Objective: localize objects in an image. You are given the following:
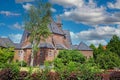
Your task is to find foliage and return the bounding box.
[18,71,28,80]
[90,36,120,69]
[24,0,51,66]
[107,35,120,57]
[78,62,102,80]
[96,51,120,69]
[54,50,102,80]
[54,50,86,79]
[90,44,104,59]
[56,50,86,64]
[0,63,20,80]
[0,48,15,68]
[17,61,27,67]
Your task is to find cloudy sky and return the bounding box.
[0,0,120,46]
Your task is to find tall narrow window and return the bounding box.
[40,50,43,56]
[48,50,53,57]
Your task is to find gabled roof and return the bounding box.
[77,42,92,51]
[63,30,72,45]
[39,43,54,48]
[0,37,14,47]
[14,43,22,49]
[21,30,29,43]
[21,18,65,43]
[72,42,92,51]
[48,19,64,35]
[22,43,54,49]
[71,45,78,50]
[56,44,68,49]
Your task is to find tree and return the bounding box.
[90,44,104,59]
[24,0,51,66]
[96,51,120,69]
[107,35,120,57]
[90,44,97,59]
[55,50,86,65]
[0,48,14,67]
[54,50,86,79]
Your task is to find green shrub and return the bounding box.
[17,61,27,67]
[0,63,20,80]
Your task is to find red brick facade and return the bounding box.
[13,18,93,65]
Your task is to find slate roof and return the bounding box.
[63,30,72,45]
[20,18,72,49]
[77,42,92,50]
[21,18,65,43]
[48,19,64,35]
[14,43,22,49]
[21,30,29,43]
[72,42,92,51]
[56,44,68,49]
[39,43,54,48]
[71,45,78,50]
[22,43,54,49]
[0,37,14,47]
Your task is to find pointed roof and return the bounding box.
[0,37,14,47]
[14,43,22,49]
[63,30,72,45]
[77,42,92,51]
[21,30,29,43]
[71,45,78,50]
[48,18,64,35]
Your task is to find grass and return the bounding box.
[20,67,40,72]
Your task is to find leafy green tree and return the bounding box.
[90,44,104,59]
[90,44,97,59]
[90,44,96,50]
[0,48,14,64]
[24,0,51,66]
[54,50,86,79]
[78,63,102,80]
[96,51,120,69]
[55,50,86,65]
[107,35,120,57]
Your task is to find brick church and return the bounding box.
[0,17,93,65]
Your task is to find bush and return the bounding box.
[110,71,120,80]
[18,71,28,80]
[17,61,27,67]
[66,72,78,80]
[0,63,20,80]
[47,71,60,80]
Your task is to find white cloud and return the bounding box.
[13,22,24,29]
[70,25,120,46]
[0,11,20,16]
[50,0,84,8]
[108,0,120,9]
[50,8,56,12]
[50,0,120,25]
[15,0,34,3]
[86,40,107,47]
[9,34,22,43]
[23,3,32,11]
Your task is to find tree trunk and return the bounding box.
[30,52,34,66]
[30,43,34,66]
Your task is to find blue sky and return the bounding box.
[0,0,120,46]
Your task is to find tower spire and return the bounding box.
[56,15,62,29]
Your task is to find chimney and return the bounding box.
[56,15,62,29]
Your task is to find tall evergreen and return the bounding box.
[107,35,120,57]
